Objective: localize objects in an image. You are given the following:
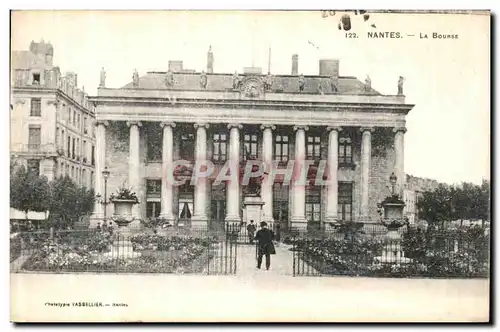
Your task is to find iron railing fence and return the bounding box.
[290,226,490,278]
[10,226,238,275]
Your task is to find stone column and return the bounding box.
[90,120,108,224]
[394,127,407,196]
[260,124,276,224]
[225,123,242,223]
[192,123,209,227]
[326,126,342,224]
[291,125,309,229]
[360,127,374,221]
[127,121,142,219]
[160,122,176,223]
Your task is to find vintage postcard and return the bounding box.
[9,10,490,322]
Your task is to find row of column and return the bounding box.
[92,121,406,227]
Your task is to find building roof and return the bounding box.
[120,72,381,95]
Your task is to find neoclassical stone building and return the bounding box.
[90,48,414,229]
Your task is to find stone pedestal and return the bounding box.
[103,200,141,259]
[374,229,411,264]
[103,217,141,259]
[243,195,265,227]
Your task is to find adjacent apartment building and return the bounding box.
[403,174,440,224]
[90,47,414,229]
[11,40,96,188]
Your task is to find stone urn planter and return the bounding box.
[374,194,411,264]
[103,188,141,259]
[112,199,136,219]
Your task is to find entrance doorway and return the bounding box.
[178,184,194,226]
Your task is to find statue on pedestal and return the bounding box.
[298,74,305,92]
[99,67,106,88]
[317,83,324,95]
[329,76,338,93]
[232,71,241,90]
[132,69,139,88]
[364,75,371,92]
[199,70,208,89]
[165,70,174,89]
[264,73,274,91]
[397,76,405,95]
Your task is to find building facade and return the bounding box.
[90,48,414,229]
[403,174,440,224]
[11,41,96,187]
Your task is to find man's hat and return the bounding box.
[260,221,267,227]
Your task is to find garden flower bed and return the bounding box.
[20,231,218,274]
[10,233,22,263]
[292,226,490,278]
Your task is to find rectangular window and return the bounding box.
[339,136,353,165]
[83,117,88,134]
[82,140,87,162]
[91,146,95,165]
[146,202,161,218]
[147,131,162,162]
[179,132,195,160]
[242,133,258,160]
[27,159,40,176]
[212,132,228,162]
[272,183,289,223]
[146,179,162,198]
[72,138,76,159]
[30,98,41,117]
[28,125,41,150]
[274,134,289,162]
[67,136,71,157]
[32,73,40,84]
[307,135,321,160]
[338,182,353,222]
[305,186,321,223]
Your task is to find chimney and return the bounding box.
[168,60,183,73]
[291,54,299,75]
[207,46,214,74]
[319,59,339,77]
[243,67,262,75]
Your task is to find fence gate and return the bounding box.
[205,229,238,275]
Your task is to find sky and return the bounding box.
[10,10,490,185]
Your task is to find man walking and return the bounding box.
[247,220,256,244]
[254,221,276,270]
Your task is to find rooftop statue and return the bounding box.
[232,71,241,90]
[165,70,174,89]
[397,76,405,95]
[132,69,139,88]
[329,76,338,93]
[99,67,106,88]
[199,71,208,89]
[264,73,274,91]
[298,74,305,92]
[317,83,324,95]
[364,75,371,92]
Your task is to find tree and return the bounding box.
[48,175,95,229]
[417,181,491,229]
[417,183,452,229]
[10,165,51,216]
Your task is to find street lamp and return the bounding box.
[389,172,397,196]
[102,167,110,222]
